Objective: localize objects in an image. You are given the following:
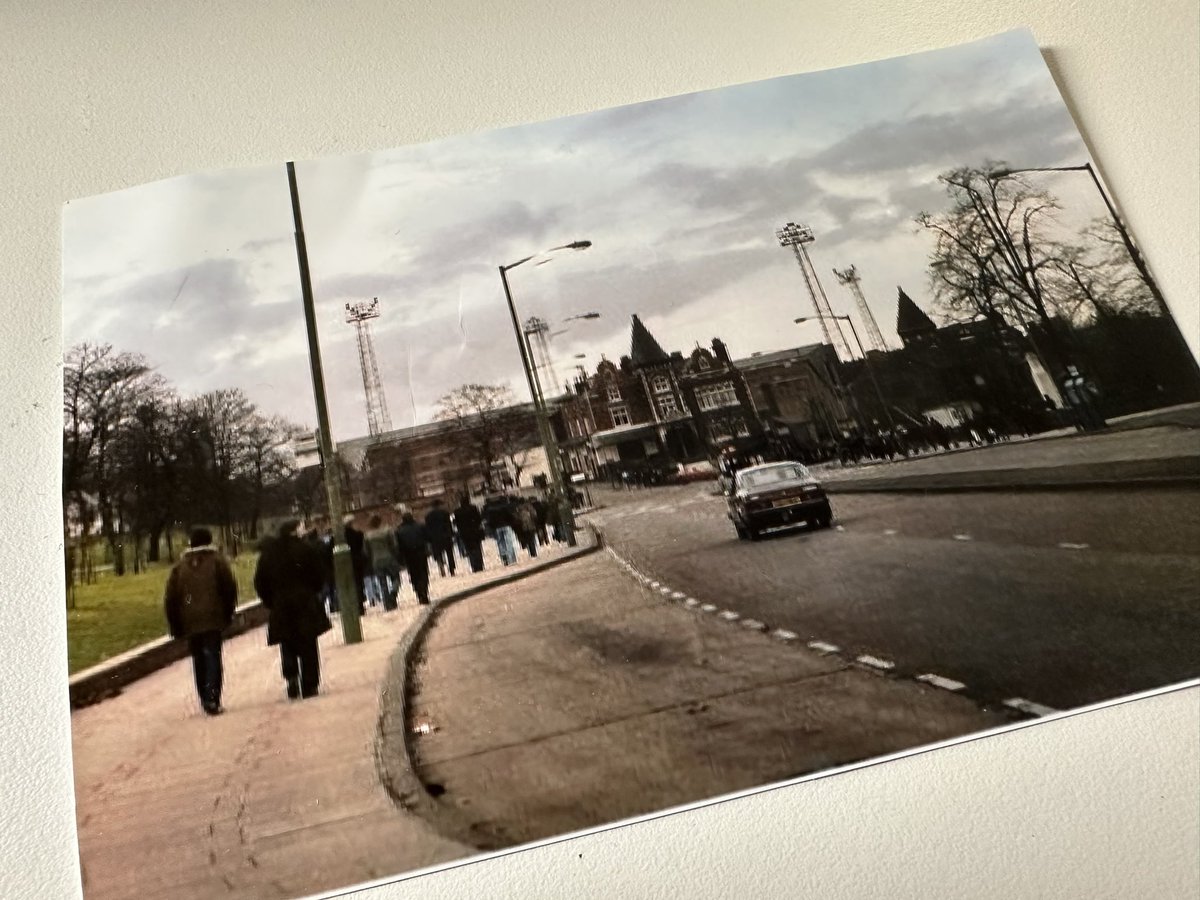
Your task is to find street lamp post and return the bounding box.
[991,163,1199,380]
[796,314,896,433]
[499,241,591,547]
[286,161,362,645]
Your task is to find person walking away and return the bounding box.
[487,496,519,566]
[253,520,331,700]
[365,514,401,611]
[343,514,368,614]
[514,497,539,558]
[545,494,565,543]
[424,499,457,577]
[306,521,336,614]
[164,527,238,715]
[532,497,550,546]
[394,512,432,604]
[454,495,486,573]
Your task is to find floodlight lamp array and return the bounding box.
[775,222,815,247]
[345,297,382,322]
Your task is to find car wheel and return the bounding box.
[734,521,748,540]
[817,505,833,528]
[747,525,761,541]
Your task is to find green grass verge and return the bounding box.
[66,553,259,674]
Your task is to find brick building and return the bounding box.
[338,406,551,512]
[557,314,763,480]
[732,344,854,459]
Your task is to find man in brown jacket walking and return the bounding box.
[164,527,238,715]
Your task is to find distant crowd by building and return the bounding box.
[330,288,1198,511]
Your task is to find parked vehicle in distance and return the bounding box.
[726,461,832,540]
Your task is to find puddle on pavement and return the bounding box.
[560,621,682,665]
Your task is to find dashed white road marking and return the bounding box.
[670,591,687,600]
[683,598,700,608]
[856,654,896,671]
[883,528,898,536]
[649,581,660,589]
[807,640,840,654]
[772,629,799,642]
[1003,697,1060,717]
[700,603,718,613]
[1058,542,1090,550]
[658,586,673,595]
[835,525,846,532]
[718,610,741,621]
[953,533,972,541]
[740,619,767,631]
[916,673,966,692]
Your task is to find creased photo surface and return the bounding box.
[62,29,1200,900]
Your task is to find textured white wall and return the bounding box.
[1,3,1196,898]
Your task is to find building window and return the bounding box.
[610,405,631,427]
[651,374,670,394]
[606,382,621,402]
[735,419,750,437]
[695,380,739,411]
[697,356,711,371]
[657,393,679,417]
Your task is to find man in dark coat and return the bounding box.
[453,496,485,573]
[306,520,336,613]
[514,497,539,558]
[394,512,432,605]
[532,498,549,546]
[253,520,332,700]
[424,499,456,578]
[164,527,238,715]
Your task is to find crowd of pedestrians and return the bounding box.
[319,493,569,612]
[163,492,575,713]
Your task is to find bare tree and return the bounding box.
[1048,218,1157,323]
[62,343,154,583]
[435,384,537,490]
[918,163,1079,373]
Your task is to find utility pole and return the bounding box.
[286,161,362,645]
[501,265,577,546]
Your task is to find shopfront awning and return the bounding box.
[589,421,661,448]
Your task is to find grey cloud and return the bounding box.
[805,98,1082,177]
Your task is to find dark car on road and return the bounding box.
[726,461,832,540]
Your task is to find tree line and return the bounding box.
[917,163,1166,374]
[62,343,314,599]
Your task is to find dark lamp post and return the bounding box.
[499,240,592,547]
[286,161,362,645]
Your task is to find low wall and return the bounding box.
[68,600,269,710]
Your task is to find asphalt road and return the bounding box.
[584,482,1200,712]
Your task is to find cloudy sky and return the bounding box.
[64,29,1101,441]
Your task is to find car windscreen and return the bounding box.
[738,465,812,490]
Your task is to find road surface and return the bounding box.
[585,482,1200,712]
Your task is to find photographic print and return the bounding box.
[63,29,1200,899]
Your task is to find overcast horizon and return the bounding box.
[63,29,1106,442]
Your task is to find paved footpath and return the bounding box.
[818,421,1200,490]
[400,550,1007,852]
[71,540,574,900]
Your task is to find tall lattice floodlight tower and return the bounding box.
[833,265,889,353]
[345,298,392,436]
[523,315,561,400]
[775,222,853,361]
